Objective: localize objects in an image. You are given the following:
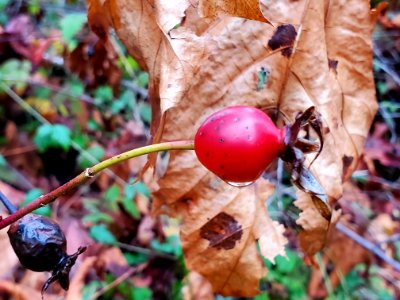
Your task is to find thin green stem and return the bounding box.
[88,140,194,175]
[0,140,194,230]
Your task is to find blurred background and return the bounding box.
[0,0,399,299]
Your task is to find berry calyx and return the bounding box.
[194,106,285,184]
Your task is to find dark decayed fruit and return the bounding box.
[8,214,67,272]
[0,191,86,295]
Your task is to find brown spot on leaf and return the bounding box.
[268,24,297,57]
[200,212,243,250]
[328,59,339,74]
[342,155,354,179]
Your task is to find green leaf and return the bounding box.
[137,72,149,88]
[68,79,84,98]
[87,118,102,131]
[132,287,152,300]
[256,67,270,91]
[0,154,6,167]
[94,85,113,106]
[151,236,182,257]
[0,0,10,13]
[83,212,113,225]
[34,124,52,152]
[33,86,51,99]
[255,293,270,300]
[34,124,71,152]
[28,0,40,15]
[124,184,136,200]
[122,196,140,219]
[89,224,117,245]
[60,13,87,49]
[139,103,151,124]
[22,188,52,216]
[395,241,400,261]
[0,59,32,90]
[82,281,104,300]
[171,280,184,300]
[52,124,72,151]
[126,56,139,71]
[128,180,151,198]
[77,145,105,169]
[103,184,121,210]
[124,252,149,265]
[111,90,134,114]
[275,251,297,273]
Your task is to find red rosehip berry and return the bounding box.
[194,106,285,185]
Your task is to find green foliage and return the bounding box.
[139,102,152,124]
[82,281,104,300]
[380,101,400,113]
[395,241,400,261]
[33,124,72,152]
[22,188,52,216]
[256,67,269,91]
[77,145,105,169]
[151,235,182,257]
[103,184,121,211]
[0,155,6,166]
[128,180,151,198]
[136,72,149,88]
[124,252,149,265]
[122,181,148,219]
[123,56,140,72]
[263,249,309,299]
[94,85,114,107]
[83,212,113,225]
[60,13,87,50]
[82,273,153,300]
[122,195,140,219]
[334,264,395,300]
[132,287,153,300]
[27,0,40,15]
[0,0,10,24]
[0,59,32,91]
[89,224,117,245]
[111,90,135,115]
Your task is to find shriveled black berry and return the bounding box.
[1,191,86,296]
[8,214,67,272]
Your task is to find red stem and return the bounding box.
[0,172,87,229]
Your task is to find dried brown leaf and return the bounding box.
[294,191,330,257]
[0,280,60,300]
[295,191,341,257]
[0,229,19,276]
[156,177,286,296]
[182,272,214,300]
[87,0,111,41]
[104,0,378,295]
[199,0,271,24]
[66,257,97,300]
[65,34,122,93]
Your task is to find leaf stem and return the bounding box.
[0,140,194,230]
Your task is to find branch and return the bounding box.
[0,140,194,229]
[336,222,400,273]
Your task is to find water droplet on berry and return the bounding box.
[226,181,254,187]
